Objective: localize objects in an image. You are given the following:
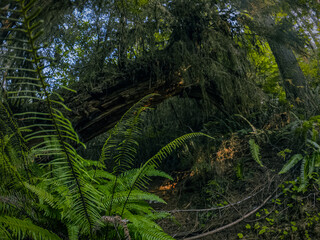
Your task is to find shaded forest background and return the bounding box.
[1,0,320,239]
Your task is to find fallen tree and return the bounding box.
[65,76,187,142]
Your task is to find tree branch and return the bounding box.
[169,187,264,213]
[181,190,276,240]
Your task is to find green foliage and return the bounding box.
[249,139,263,167]
[240,30,286,102]
[239,179,320,239]
[237,233,244,239]
[0,216,61,240]
[0,1,212,239]
[236,161,244,179]
[279,115,320,191]
[279,154,303,174]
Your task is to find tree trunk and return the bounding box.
[63,76,222,143]
[242,1,314,110]
[267,37,310,107]
[64,78,196,142]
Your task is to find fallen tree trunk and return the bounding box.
[65,78,197,143]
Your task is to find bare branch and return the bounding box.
[169,187,264,213]
[181,190,276,240]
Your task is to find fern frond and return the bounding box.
[109,208,173,240]
[128,215,174,240]
[125,202,153,215]
[299,157,308,191]
[0,224,11,239]
[119,167,173,190]
[0,1,103,236]
[144,169,173,180]
[99,93,158,168]
[146,211,171,222]
[0,216,62,240]
[147,133,213,168]
[104,190,166,213]
[248,139,263,167]
[307,139,320,150]
[315,152,320,167]
[279,154,303,174]
[133,227,174,240]
[23,182,57,208]
[88,169,116,181]
[102,94,158,224]
[0,101,30,183]
[0,137,22,184]
[119,132,212,216]
[67,224,79,240]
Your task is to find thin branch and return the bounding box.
[169,187,264,213]
[181,190,276,240]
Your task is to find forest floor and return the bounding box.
[149,144,320,240]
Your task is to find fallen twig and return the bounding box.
[181,190,276,240]
[169,187,264,213]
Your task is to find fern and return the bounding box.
[0,216,61,240]
[114,106,145,173]
[129,215,175,240]
[119,133,213,217]
[0,101,30,185]
[97,118,211,238]
[249,139,263,167]
[279,154,303,174]
[1,0,101,237]
[18,1,102,236]
[308,154,315,177]
[298,157,309,191]
[278,116,320,191]
[279,152,319,192]
[99,93,157,170]
[23,182,57,209]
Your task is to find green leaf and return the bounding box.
[298,158,309,191]
[249,139,263,167]
[259,228,266,235]
[279,154,303,174]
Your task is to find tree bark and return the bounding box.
[65,78,197,142]
[267,37,310,107]
[63,76,223,143]
[242,1,313,110]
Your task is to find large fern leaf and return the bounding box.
[1,1,102,236]
[298,157,309,191]
[0,216,61,240]
[119,132,213,216]
[279,154,303,174]
[99,93,157,171]
[248,139,263,167]
[0,100,30,185]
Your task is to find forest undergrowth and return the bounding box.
[140,108,320,240]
